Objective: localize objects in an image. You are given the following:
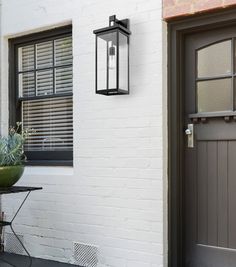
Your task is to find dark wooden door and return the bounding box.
[184,26,236,267]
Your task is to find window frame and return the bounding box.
[195,38,234,113]
[9,25,73,166]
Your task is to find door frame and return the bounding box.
[168,8,236,267]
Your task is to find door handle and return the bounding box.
[185,124,194,148]
[185,128,192,135]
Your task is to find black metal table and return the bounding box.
[0,186,42,267]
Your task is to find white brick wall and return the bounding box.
[0,0,167,266]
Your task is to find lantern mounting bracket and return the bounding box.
[109,15,130,30]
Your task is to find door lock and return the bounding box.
[185,128,192,135]
[185,124,194,148]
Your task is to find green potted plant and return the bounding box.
[0,122,30,187]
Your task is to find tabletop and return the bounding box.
[0,186,42,195]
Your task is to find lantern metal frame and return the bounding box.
[93,15,131,95]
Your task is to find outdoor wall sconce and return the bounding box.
[93,15,131,95]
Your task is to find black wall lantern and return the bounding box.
[93,15,131,95]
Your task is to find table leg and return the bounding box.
[0,191,33,267]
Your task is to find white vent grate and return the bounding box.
[5,232,25,255]
[73,242,98,267]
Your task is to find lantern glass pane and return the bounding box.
[97,36,107,91]
[119,32,128,93]
[97,32,117,92]
[108,33,117,90]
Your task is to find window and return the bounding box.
[196,40,233,113]
[9,26,73,166]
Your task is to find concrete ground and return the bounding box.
[0,253,78,267]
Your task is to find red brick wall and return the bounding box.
[163,0,236,20]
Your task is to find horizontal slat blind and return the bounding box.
[36,41,53,68]
[17,32,73,157]
[36,69,53,96]
[19,72,35,97]
[18,35,73,97]
[55,36,73,65]
[18,45,35,71]
[55,66,72,93]
[22,96,73,151]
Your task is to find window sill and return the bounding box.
[25,160,73,167]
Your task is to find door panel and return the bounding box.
[217,141,228,248]
[197,141,208,245]
[184,26,236,267]
[228,142,236,248]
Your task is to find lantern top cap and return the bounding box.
[93,15,131,36]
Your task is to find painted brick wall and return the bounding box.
[163,0,236,20]
[0,0,167,267]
